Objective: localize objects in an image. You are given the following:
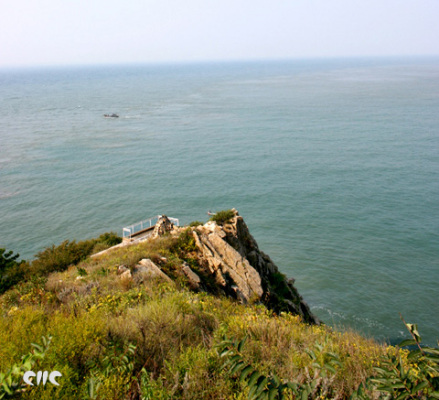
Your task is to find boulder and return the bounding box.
[152,215,174,238]
[133,259,172,283]
[119,270,132,282]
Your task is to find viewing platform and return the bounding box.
[122,215,179,243]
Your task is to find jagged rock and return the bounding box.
[193,222,263,303]
[152,215,174,238]
[182,262,201,289]
[133,259,172,283]
[190,209,318,324]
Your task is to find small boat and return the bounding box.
[207,210,216,216]
[104,113,119,118]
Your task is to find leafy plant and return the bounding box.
[218,335,342,400]
[0,336,51,399]
[86,340,137,399]
[352,317,439,400]
[86,377,100,400]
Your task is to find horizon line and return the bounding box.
[1,54,439,71]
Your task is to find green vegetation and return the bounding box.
[0,250,21,274]
[209,209,235,225]
[220,325,439,400]
[189,221,204,227]
[31,232,121,277]
[218,335,344,399]
[1,230,438,399]
[0,336,52,399]
[351,320,439,400]
[267,272,291,300]
[0,249,26,295]
[174,228,197,254]
[0,232,121,293]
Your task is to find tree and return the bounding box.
[0,248,23,294]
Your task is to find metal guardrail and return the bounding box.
[122,215,179,239]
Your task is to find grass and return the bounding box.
[1,230,434,399]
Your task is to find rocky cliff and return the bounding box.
[152,210,318,324]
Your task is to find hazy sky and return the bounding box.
[1,0,438,67]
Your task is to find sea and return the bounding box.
[1,57,438,345]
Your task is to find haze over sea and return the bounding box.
[1,57,438,345]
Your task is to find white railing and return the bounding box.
[168,217,179,226]
[122,215,179,239]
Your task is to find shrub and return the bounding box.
[0,249,21,271]
[268,272,291,299]
[174,228,197,254]
[189,221,204,227]
[30,233,122,278]
[6,226,436,399]
[0,249,26,294]
[31,240,86,276]
[209,210,235,225]
[96,232,122,247]
[0,307,48,371]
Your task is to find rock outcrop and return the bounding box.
[152,215,174,238]
[195,210,317,323]
[148,211,318,324]
[192,221,264,303]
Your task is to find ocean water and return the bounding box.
[1,58,438,345]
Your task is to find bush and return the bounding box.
[30,233,122,277]
[97,232,122,247]
[0,249,26,295]
[174,228,197,254]
[209,210,235,225]
[189,221,204,227]
[268,271,291,299]
[31,240,88,276]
